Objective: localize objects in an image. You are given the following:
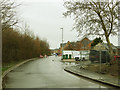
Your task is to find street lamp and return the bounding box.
[99,45,102,89]
[60,28,63,60]
[99,45,102,80]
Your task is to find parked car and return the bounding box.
[75,55,81,61]
[82,57,85,61]
[44,55,47,58]
[40,55,43,58]
[75,57,79,61]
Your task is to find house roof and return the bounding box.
[78,37,88,41]
[116,46,120,49]
[60,43,66,47]
[101,43,117,50]
[82,39,91,46]
[78,37,93,47]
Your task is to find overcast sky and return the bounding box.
[16,0,118,49]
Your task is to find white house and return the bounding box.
[63,50,90,60]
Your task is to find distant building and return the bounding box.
[92,43,107,50]
[51,49,59,55]
[60,43,67,48]
[63,50,90,60]
[115,46,120,55]
[59,37,93,54]
[59,41,71,54]
[92,42,118,55]
[76,37,93,51]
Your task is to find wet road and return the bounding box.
[5,56,111,88]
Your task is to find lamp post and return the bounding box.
[99,45,102,89]
[99,45,102,80]
[60,28,63,60]
[100,49,101,74]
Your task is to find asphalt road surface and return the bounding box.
[5,56,112,88]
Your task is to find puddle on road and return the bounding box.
[62,62,80,66]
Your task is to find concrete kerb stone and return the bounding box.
[64,67,120,88]
[2,58,38,78]
[1,58,38,89]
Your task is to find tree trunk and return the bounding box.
[105,36,114,64]
[97,12,114,63]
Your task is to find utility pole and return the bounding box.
[60,28,63,60]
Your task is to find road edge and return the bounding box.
[1,58,38,89]
[64,67,120,88]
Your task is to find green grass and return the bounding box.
[2,60,24,74]
[2,67,9,72]
[2,58,38,74]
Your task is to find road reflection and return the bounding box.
[4,56,113,88]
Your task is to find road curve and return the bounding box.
[5,56,112,88]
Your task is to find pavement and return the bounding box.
[62,59,76,62]
[64,65,120,88]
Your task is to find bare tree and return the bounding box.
[0,0,20,31]
[63,0,119,62]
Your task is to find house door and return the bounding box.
[69,54,71,59]
[65,54,68,59]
